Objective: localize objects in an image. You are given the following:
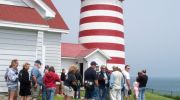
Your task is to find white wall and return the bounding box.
[44,32,61,74]
[86,52,107,71]
[0,28,37,92]
[0,28,63,92]
[61,58,77,73]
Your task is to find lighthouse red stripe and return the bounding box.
[81,4,123,13]
[79,29,124,37]
[82,43,125,51]
[108,57,125,64]
[80,16,123,25]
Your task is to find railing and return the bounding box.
[146,88,180,97]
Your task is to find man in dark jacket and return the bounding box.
[137,70,148,100]
[98,65,110,100]
[84,61,98,100]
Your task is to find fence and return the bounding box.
[146,88,180,97]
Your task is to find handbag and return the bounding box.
[84,80,94,90]
[128,89,132,95]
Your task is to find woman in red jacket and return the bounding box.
[44,66,60,100]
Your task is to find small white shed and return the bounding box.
[61,43,111,79]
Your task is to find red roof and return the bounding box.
[61,43,97,58]
[0,0,68,30]
[44,0,69,30]
[0,4,47,25]
[77,48,97,58]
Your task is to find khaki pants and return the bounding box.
[110,88,121,100]
[31,85,41,100]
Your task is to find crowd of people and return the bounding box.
[5,59,61,100]
[60,61,148,100]
[4,59,148,100]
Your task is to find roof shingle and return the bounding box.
[61,43,97,58]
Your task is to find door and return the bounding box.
[79,63,83,86]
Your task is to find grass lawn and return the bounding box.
[141,92,175,100]
[38,92,175,100]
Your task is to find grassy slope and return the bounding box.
[40,92,175,100]
[142,93,174,100]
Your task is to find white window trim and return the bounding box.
[85,49,111,60]
[33,0,56,18]
[62,57,77,59]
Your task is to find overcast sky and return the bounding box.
[52,0,180,78]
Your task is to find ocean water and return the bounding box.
[131,77,180,91]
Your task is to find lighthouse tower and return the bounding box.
[79,0,125,69]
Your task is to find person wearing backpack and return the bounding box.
[122,65,131,100]
[63,65,78,100]
[74,69,82,99]
[19,63,31,100]
[5,59,19,100]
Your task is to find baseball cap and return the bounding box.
[35,60,41,65]
[45,65,49,69]
[90,61,97,66]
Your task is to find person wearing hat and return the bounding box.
[84,61,99,100]
[30,60,43,100]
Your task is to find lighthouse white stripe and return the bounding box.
[81,0,122,8]
[80,10,123,19]
[102,50,125,58]
[107,63,125,70]
[79,36,125,45]
[80,22,124,32]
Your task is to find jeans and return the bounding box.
[46,88,55,100]
[138,87,146,100]
[85,88,95,99]
[74,86,81,99]
[94,86,99,100]
[99,86,107,100]
[42,85,47,100]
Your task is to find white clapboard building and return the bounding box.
[0,0,69,92]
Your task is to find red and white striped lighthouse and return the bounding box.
[79,0,125,69]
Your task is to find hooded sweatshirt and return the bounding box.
[44,71,60,88]
[6,68,18,88]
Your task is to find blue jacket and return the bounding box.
[31,67,43,86]
[6,68,18,88]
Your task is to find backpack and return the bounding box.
[121,72,126,91]
[4,68,9,82]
